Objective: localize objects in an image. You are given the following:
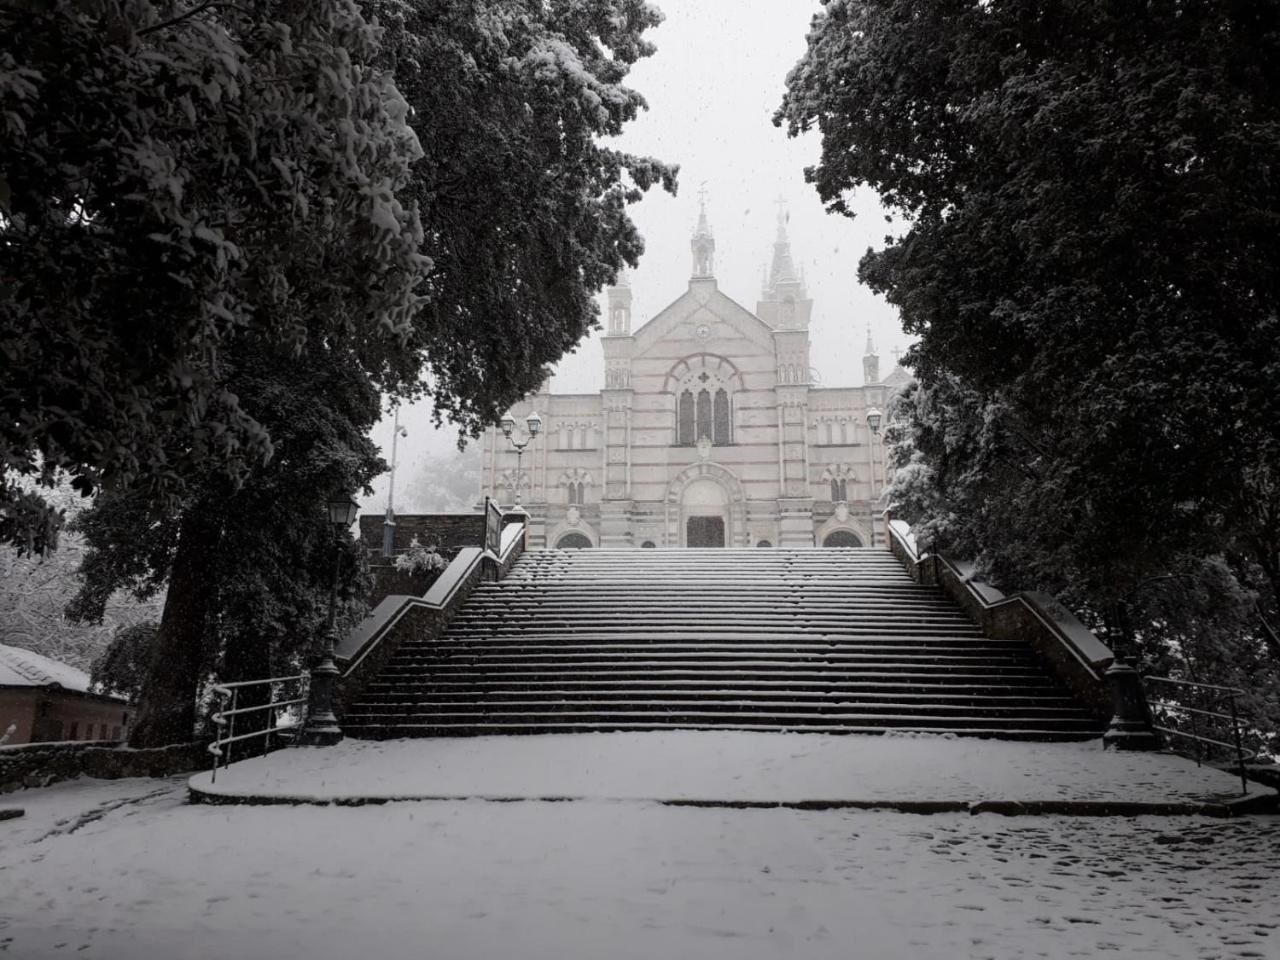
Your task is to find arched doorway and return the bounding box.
[823,529,863,548]
[556,532,593,549]
[756,540,773,548]
[682,478,727,547]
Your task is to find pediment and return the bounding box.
[631,284,777,359]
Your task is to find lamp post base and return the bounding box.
[300,657,344,747]
[1102,660,1160,751]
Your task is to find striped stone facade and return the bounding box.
[480,208,907,549]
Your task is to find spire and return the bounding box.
[769,197,799,287]
[690,183,715,280]
[863,325,880,385]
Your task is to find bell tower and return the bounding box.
[756,200,813,330]
[606,274,632,336]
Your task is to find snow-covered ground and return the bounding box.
[1,773,1277,960]
[191,731,1248,805]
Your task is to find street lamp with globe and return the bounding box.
[300,490,361,746]
[500,410,542,506]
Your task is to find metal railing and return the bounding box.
[1144,676,1256,795]
[208,672,308,782]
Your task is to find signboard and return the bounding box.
[484,496,502,555]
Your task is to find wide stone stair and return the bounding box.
[344,548,1104,740]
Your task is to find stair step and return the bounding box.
[344,709,1099,728]
[340,722,1099,742]
[350,696,1080,711]
[344,547,1104,742]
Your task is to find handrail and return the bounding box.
[208,672,308,783]
[337,508,528,677]
[1143,674,1255,794]
[1144,676,1244,695]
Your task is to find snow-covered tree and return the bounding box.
[369,0,678,436]
[780,1,1280,742]
[43,0,674,746]
[1,0,428,555]
[0,480,160,671]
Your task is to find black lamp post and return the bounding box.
[866,407,883,547]
[301,491,361,747]
[381,409,408,559]
[500,410,542,506]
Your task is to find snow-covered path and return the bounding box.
[191,731,1249,805]
[2,775,1277,960]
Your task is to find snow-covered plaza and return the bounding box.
[3,733,1277,960]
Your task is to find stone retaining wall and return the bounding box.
[0,740,209,793]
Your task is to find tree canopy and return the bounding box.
[779,0,1280,737]
[11,0,676,744]
[0,0,428,554]
[370,0,677,434]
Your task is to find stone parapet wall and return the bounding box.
[357,513,486,558]
[886,519,1113,721]
[337,520,527,720]
[0,740,209,793]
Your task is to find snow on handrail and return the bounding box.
[208,672,307,783]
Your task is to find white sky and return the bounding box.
[368,0,910,509]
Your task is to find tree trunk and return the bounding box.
[127,507,222,748]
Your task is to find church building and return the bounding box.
[479,204,909,549]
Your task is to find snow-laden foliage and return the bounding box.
[0,0,429,554]
[781,1,1280,748]
[0,479,161,671]
[369,0,678,437]
[12,1,673,746]
[392,536,449,576]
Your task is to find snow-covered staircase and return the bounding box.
[343,549,1104,740]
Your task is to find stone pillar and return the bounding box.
[1102,660,1161,751]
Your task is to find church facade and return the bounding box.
[479,205,909,549]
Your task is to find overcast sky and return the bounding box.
[368,0,910,510]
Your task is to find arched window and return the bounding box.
[756,539,773,548]
[567,483,579,505]
[641,541,656,548]
[560,425,569,449]
[578,426,589,449]
[696,389,712,442]
[576,481,585,504]
[839,420,849,445]
[678,390,695,446]
[824,421,834,445]
[830,479,840,502]
[824,530,863,547]
[713,388,731,445]
[839,479,847,500]
[556,532,593,549]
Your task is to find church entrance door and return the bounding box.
[686,516,725,548]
